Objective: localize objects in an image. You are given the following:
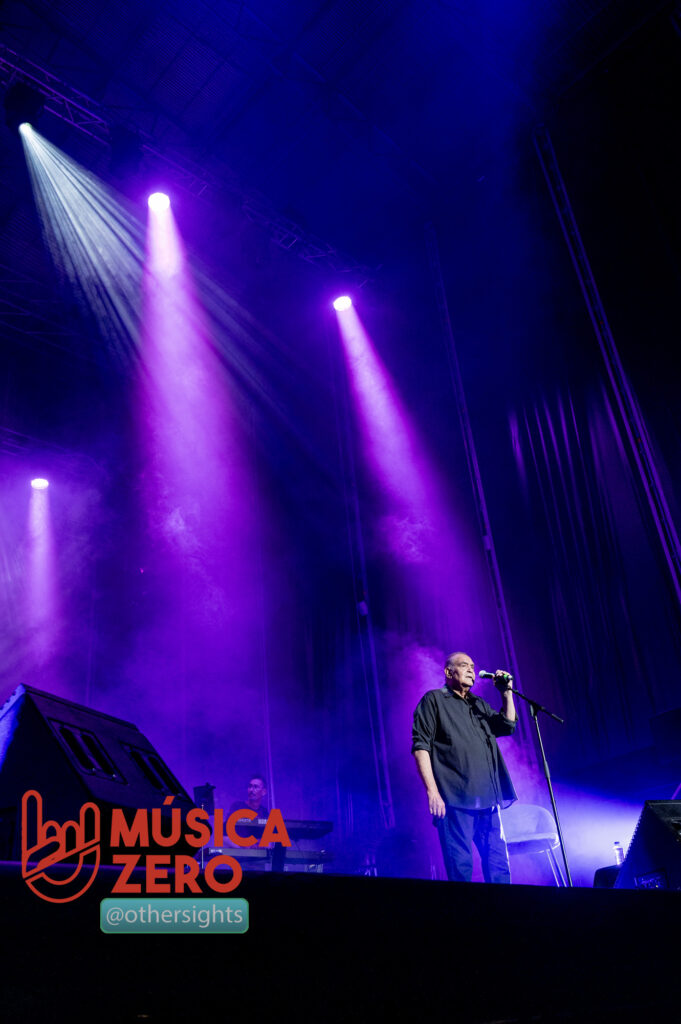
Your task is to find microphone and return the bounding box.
[479,670,513,681]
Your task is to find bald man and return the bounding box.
[412,651,517,883]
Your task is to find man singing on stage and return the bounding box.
[412,651,518,883]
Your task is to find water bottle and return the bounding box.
[613,840,625,866]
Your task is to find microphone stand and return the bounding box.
[508,687,573,887]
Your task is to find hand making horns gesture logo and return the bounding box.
[21,790,101,903]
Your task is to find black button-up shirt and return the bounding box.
[412,685,517,809]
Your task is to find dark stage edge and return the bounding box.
[3,864,678,1023]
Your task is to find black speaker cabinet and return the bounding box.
[614,801,681,890]
[0,684,194,863]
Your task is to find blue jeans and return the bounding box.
[435,805,511,883]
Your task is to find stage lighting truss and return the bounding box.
[0,261,99,364]
[0,44,377,284]
[242,200,375,283]
[0,423,92,475]
[0,46,211,198]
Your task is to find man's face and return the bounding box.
[445,654,475,693]
[247,778,267,809]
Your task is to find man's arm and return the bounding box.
[500,687,516,723]
[482,673,517,735]
[413,749,446,818]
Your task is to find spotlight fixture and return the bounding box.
[333,296,352,312]
[30,478,49,490]
[4,81,45,132]
[148,192,170,212]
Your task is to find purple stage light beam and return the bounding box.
[334,302,482,569]
[143,198,249,522]
[333,299,484,574]
[140,196,263,771]
[25,479,60,665]
[143,200,227,543]
[334,301,430,515]
[146,197,183,278]
[19,126,145,366]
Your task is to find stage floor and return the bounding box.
[3,864,678,1022]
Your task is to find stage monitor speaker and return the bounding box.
[0,684,194,863]
[614,801,681,890]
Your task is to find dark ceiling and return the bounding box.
[0,1,670,287]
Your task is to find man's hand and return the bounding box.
[493,670,513,692]
[414,750,446,817]
[428,789,446,818]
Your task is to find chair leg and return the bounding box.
[547,846,566,886]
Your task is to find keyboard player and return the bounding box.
[229,775,268,818]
